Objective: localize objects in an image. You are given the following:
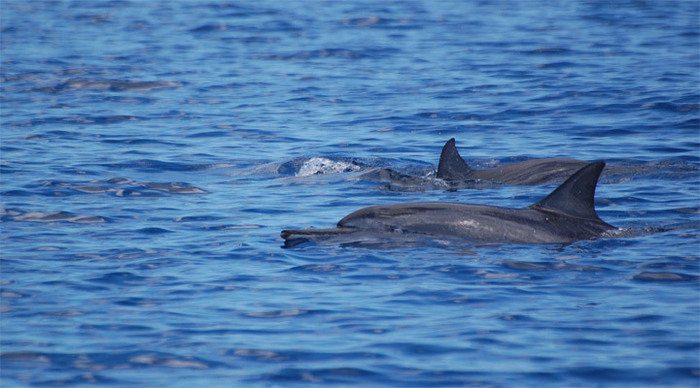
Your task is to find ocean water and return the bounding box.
[1,0,699,386]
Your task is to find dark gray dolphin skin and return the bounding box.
[358,138,590,190]
[437,138,589,185]
[281,161,615,246]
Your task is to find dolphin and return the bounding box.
[356,138,591,190]
[436,138,589,185]
[281,161,615,247]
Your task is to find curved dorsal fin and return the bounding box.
[530,161,606,220]
[436,138,472,180]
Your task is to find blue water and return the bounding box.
[1,0,699,386]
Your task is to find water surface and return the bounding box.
[1,1,699,386]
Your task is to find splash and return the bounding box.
[296,157,362,177]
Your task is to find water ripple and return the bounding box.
[34,79,181,93]
[4,210,106,224]
[632,272,699,282]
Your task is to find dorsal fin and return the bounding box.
[436,138,472,180]
[530,161,606,220]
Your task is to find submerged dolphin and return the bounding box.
[281,161,615,247]
[436,138,589,185]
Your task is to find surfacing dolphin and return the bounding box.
[281,161,615,247]
[436,138,589,185]
[357,138,591,190]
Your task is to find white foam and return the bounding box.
[296,157,361,177]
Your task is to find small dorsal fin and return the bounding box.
[530,161,606,220]
[436,138,472,180]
